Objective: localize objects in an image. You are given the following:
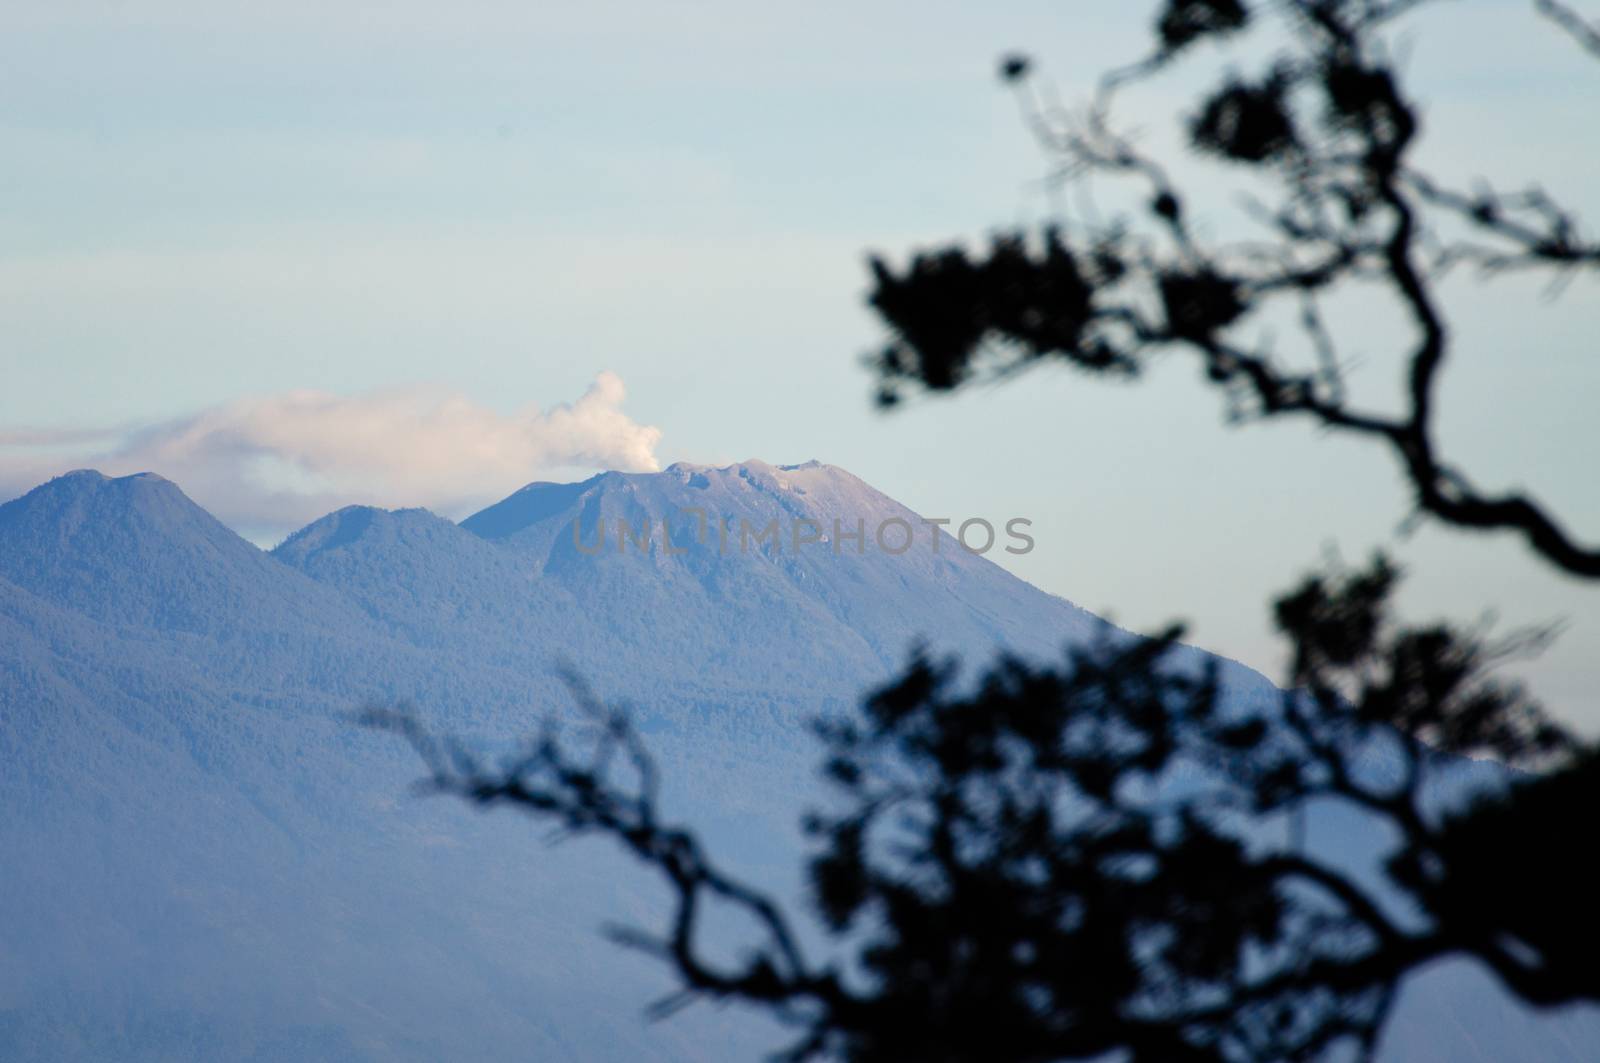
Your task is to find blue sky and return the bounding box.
[3,0,1598,725]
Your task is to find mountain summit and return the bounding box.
[0,461,1123,1063]
[1,463,1591,1061]
[271,460,1112,715]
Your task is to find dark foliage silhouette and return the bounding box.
[375,558,1598,1061]
[868,0,1600,577]
[378,1,1600,1059]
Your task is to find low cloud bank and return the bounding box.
[0,371,661,538]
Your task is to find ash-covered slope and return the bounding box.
[455,459,1292,730]
[461,459,1102,676]
[273,460,1136,738]
[1,464,1594,1062]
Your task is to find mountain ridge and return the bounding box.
[3,463,1595,1061]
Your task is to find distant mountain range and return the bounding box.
[1,462,1594,1060]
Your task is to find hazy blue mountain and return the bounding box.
[1,464,1594,1061]
[458,459,1102,675]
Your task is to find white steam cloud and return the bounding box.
[0,371,662,537]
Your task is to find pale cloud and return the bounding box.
[0,372,661,537]
[0,427,126,447]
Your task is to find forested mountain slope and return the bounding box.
[0,465,1592,1061]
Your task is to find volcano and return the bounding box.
[0,463,1592,1061]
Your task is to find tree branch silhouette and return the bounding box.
[374,559,1599,1062]
[1536,0,1600,57]
[865,0,1600,577]
[375,3,1600,1059]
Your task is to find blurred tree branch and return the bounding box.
[380,3,1600,1059]
[373,558,1599,1061]
[866,0,1600,578]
